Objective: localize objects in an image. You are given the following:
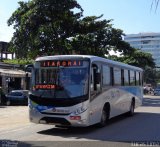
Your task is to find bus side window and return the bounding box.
[102,65,110,86]
[124,69,129,86]
[130,70,135,86]
[110,67,114,86]
[136,71,140,86]
[91,64,101,91]
[121,69,124,86]
[139,72,142,86]
[113,67,121,86]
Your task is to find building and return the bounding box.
[0,62,30,94]
[124,33,160,67]
[0,41,30,95]
[0,41,14,60]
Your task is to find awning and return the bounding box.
[0,68,27,78]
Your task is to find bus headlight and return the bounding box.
[28,100,36,110]
[73,106,87,115]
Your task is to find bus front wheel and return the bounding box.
[98,105,110,127]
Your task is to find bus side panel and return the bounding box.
[88,86,143,125]
[119,86,143,108]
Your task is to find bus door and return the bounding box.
[89,63,102,124]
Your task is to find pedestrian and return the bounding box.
[0,87,6,105]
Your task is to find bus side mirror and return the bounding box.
[25,64,33,90]
[25,64,33,72]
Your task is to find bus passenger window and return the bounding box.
[102,65,110,86]
[110,67,114,86]
[136,72,140,86]
[113,67,121,86]
[92,64,101,91]
[139,72,142,86]
[130,71,135,86]
[121,69,124,86]
[124,69,129,86]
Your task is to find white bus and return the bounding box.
[28,55,143,127]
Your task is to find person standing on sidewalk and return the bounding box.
[0,87,6,105]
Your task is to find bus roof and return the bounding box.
[35,55,143,72]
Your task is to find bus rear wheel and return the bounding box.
[128,100,135,116]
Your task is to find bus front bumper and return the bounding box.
[29,107,89,127]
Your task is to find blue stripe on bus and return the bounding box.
[120,87,142,97]
[36,105,54,112]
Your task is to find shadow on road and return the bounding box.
[0,106,6,108]
[37,112,160,142]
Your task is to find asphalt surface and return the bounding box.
[0,95,160,147]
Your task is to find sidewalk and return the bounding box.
[0,106,30,131]
[143,94,160,98]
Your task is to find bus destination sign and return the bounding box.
[34,84,65,90]
[34,84,56,89]
[41,60,83,67]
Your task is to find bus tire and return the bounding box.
[128,99,135,116]
[98,104,110,127]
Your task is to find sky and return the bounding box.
[0,0,160,42]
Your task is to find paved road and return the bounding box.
[0,95,160,147]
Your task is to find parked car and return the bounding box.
[154,87,160,96]
[5,90,29,105]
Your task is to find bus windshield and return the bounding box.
[32,60,89,99]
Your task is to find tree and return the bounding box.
[8,0,136,59]
[70,15,155,69]
[7,0,156,71]
[8,0,83,58]
[151,0,159,11]
[70,16,113,56]
[70,15,134,57]
[155,70,160,84]
[108,48,155,69]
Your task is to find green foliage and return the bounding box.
[3,59,34,66]
[7,0,131,58]
[108,48,155,69]
[70,16,134,57]
[143,67,156,85]
[8,0,83,58]
[155,70,160,84]
[70,16,112,56]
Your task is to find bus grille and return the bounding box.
[40,117,71,126]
